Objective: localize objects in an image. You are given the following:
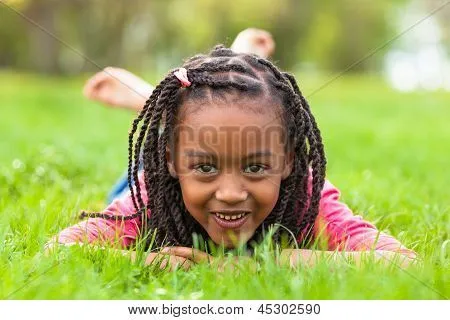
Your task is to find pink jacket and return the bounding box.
[53,175,415,257]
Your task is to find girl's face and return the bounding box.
[167,99,293,248]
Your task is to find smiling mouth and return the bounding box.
[213,212,248,220]
[211,212,250,229]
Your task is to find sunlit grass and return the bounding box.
[0,72,448,299]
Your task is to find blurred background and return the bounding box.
[1,0,450,201]
[0,2,449,298]
[1,0,449,91]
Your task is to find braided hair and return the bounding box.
[82,45,326,249]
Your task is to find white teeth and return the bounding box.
[214,212,247,220]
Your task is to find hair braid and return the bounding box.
[127,99,152,211]
[127,80,166,212]
[141,76,181,242]
[283,73,326,241]
[249,59,326,243]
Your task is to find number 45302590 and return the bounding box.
[257,303,320,315]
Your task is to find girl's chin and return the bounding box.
[209,231,253,249]
[206,214,255,247]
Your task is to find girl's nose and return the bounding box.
[214,174,248,204]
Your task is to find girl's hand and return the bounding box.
[161,247,257,272]
[140,251,193,271]
[83,67,153,112]
[279,249,315,268]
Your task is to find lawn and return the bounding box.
[0,71,448,299]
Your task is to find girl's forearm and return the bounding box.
[44,242,145,264]
[44,242,191,270]
[280,249,417,269]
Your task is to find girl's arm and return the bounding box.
[316,180,416,255]
[47,173,148,248]
[280,249,417,269]
[44,242,193,271]
[288,180,417,268]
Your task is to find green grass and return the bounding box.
[0,71,448,299]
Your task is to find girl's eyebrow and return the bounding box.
[184,150,274,159]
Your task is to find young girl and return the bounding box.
[82,28,276,203]
[49,45,417,270]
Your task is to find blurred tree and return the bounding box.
[0,2,27,69]
[24,0,60,73]
[0,0,438,75]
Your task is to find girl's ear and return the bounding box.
[165,146,178,178]
[281,152,294,180]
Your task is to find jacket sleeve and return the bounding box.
[313,180,416,258]
[49,173,148,248]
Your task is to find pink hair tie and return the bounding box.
[174,68,191,88]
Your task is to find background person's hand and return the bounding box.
[83,67,153,112]
[231,28,275,59]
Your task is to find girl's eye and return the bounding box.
[244,164,266,174]
[195,164,217,174]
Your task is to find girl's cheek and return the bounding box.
[253,179,281,210]
[179,178,214,208]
